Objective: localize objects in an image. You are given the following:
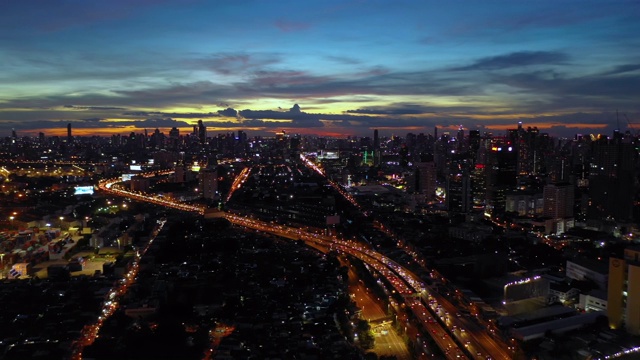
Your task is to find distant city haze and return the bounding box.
[0,1,638,138]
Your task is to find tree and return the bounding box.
[356,319,375,350]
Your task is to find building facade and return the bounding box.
[608,247,640,335]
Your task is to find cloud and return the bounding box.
[603,64,640,75]
[131,118,192,128]
[195,53,281,75]
[64,105,126,111]
[218,108,238,117]
[453,51,570,71]
[122,111,220,119]
[274,20,311,32]
[325,55,361,65]
[80,117,105,122]
[347,104,435,115]
[239,104,323,127]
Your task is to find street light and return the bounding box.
[59,216,64,230]
[9,216,14,230]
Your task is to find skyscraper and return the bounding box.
[415,160,436,201]
[67,123,72,141]
[199,167,218,200]
[589,137,636,221]
[608,247,640,335]
[543,182,574,219]
[446,155,472,213]
[373,129,380,166]
[197,119,206,144]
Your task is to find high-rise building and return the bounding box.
[199,167,218,200]
[169,127,180,150]
[67,123,72,141]
[485,143,517,214]
[543,182,574,219]
[470,164,487,209]
[446,155,472,213]
[197,119,206,144]
[608,247,640,335]
[373,129,380,166]
[456,125,464,151]
[373,129,379,150]
[415,160,436,201]
[589,137,636,221]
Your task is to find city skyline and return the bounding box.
[1,0,639,138]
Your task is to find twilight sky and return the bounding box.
[1,0,639,138]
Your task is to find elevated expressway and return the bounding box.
[97,171,511,360]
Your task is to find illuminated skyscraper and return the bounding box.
[199,167,218,200]
[608,247,640,335]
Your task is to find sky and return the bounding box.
[1,0,639,139]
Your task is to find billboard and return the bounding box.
[503,276,548,303]
[130,165,142,171]
[121,174,134,181]
[74,186,94,196]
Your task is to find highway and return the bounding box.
[97,169,513,359]
[299,153,512,360]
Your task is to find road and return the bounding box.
[98,171,519,359]
[349,269,412,360]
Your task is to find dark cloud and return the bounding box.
[239,105,322,127]
[603,64,640,75]
[492,71,640,101]
[122,111,220,119]
[453,51,570,71]
[131,118,192,128]
[347,104,434,115]
[218,108,238,117]
[64,105,126,111]
[122,111,151,117]
[80,117,105,122]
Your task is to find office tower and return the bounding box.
[608,247,640,335]
[197,119,207,144]
[67,123,72,141]
[456,125,464,151]
[168,127,180,150]
[373,129,379,150]
[373,129,380,166]
[543,182,574,218]
[471,164,486,209]
[469,130,481,161]
[485,143,517,214]
[589,137,636,221]
[415,159,436,201]
[199,167,218,200]
[446,155,472,213]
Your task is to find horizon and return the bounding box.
[1,1,639,138]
